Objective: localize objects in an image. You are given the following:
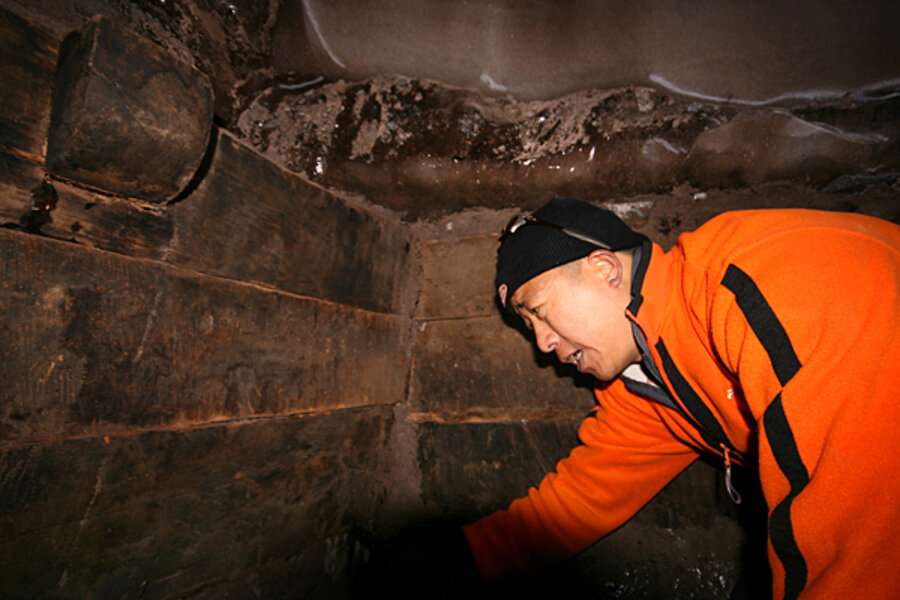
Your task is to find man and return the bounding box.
[457,197,900,599]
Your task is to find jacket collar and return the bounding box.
[627,239,678,346]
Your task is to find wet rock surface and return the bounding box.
[235,79,721,216]
[7,0,900,113]
[686,109,898,187]
[233,75,900,218]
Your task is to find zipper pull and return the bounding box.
[720,443,743,504]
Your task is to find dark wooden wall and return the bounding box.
[2,4,898,600]
[0,8,413,599]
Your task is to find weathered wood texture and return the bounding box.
[0,406,393,600]
[45,16,213,201]
[0,229,406,447]
[416,236,498,320]
[0,11,412,313]
[0,7,55,160]
[0,12,411,599]
[410,315,595,416]
[0,7,186,261]
[166,132,413,314]
[419,420,757,599]
[0,132,413,313]
[0,7,56,235]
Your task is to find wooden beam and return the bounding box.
[166,131,414,314]
[0,11,411,313]
[45,16,214,202]
[0,229,407,448]
[0,6,56,159]
[0,406,392,599]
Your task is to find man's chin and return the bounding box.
[584,363,628,382]
[581,365,607,381]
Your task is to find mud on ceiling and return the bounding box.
[9,0,900,218]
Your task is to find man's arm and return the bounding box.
[463,378,698,581]
[707,226,900,599]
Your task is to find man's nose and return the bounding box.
[533,321,559,354]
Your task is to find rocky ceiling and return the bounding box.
[7,0,900,218]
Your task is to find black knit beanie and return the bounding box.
[496,197,647,311]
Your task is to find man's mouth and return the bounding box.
[568,349,584,370]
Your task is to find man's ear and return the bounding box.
[498,284,508,307]
[585,250,623,287]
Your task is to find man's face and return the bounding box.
[508,251,639,381]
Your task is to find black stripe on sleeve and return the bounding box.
[656,339,736,452]
[721,264,801,386]
[764,394,810,600]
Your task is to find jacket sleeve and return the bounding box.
[462,379,698,581]
[706,219,900,600]
[705,215,900,417]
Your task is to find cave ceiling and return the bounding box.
[6,0,900,218]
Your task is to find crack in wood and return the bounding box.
[58,453,111,591]
[132,289,163,365]
[0,403,398,451]
[407,407,592,424]
[414,313,496,322]
[520,418,553,482]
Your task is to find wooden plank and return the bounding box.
[166,131,413,314]
[0,11,411,313]
[0,406,391,599]
[410,315,596,416]
[0,167,176,261]
[0,7,56,158]
[0,153,42,220]
[0,229,406,446]
[415,235,499,320]
[0,133,412,312]
[45,16,214,202]
[0,8,178,263]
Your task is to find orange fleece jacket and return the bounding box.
[464,209,900,599]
